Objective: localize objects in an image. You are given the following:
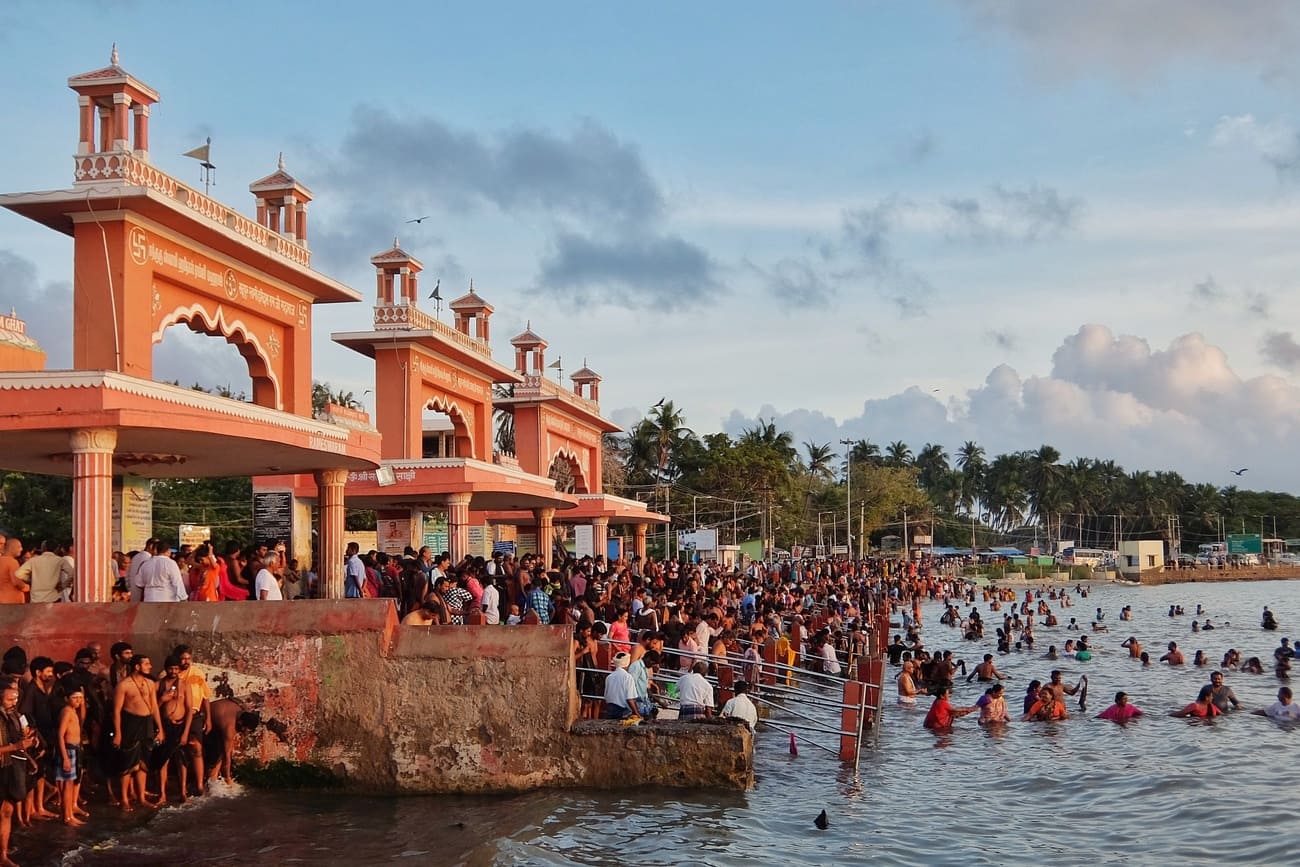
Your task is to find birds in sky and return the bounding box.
[652,397,666,408]
[406,216,431,224]
[1230,468,1249,476]
[428,279,441,300]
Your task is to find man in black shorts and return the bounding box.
[0,684,36,867]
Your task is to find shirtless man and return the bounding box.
[154,659,192,804]
[1121,636,1143,660]
[966,654,1009,683]
[204,698,261,785]
[897,660,921,706]
[401,594,446,625]
[111,656,163,811]
[55,687,87,826]
[1048,669,1085,704]
[1160,641,1186,666]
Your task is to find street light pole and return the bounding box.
[839,439,854,561]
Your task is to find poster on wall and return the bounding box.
[253,491,294,549]
[378,514,410,556]
[517,532,538,556]
[422,509,449,554]
[574,525,594,558]
[112,476,153,553]
[467,525,491,558]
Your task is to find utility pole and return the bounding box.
[839,439,853,561]
[903,508,909,562]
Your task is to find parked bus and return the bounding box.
[1056,547,1111,567]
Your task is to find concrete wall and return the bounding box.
[0,601,751,793]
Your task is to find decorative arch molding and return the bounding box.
[151,302,282,409]
[421,394,475,459]
[549,446,589,495]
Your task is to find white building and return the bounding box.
[1119,540,1165,579]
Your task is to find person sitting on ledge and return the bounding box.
[721,680,758,731]
[676,661,714,721]
[602,652,639,721]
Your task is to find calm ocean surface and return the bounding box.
[52,579,1300,866]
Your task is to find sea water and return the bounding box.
[49,579,1300,866]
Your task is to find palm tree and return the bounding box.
[848,439,882,466]
[885,441,913,469]
[983,452,1027,532]
[803,441,835,481]
[1024,444,1063,528]
[914,443,950,492]
[492,384,515,455]
[648,400,694,483]
[956,441,986,516]
[740,418,796,463]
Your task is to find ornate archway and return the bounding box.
[422,396,474,459]
[549,447,589,494]
[152,303,281,409]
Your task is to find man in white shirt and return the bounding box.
[139,545,188,602]
[721,680,759,731]
[127,538,159,602]
[694,612,720,654]
[255,552,284,601]
[1254,686,1300,721]
[603,652,639,720]
[480,578,501,624]
[676,661,714,720]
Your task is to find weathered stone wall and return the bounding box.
[0,602,752,793]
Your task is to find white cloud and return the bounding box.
[1210,114,1300,175]
[724,325,1300,490]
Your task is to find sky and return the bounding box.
[5,1,1300,491]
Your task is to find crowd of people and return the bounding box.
[0,640,257,867]
[909,583,1300,732]
[0,529,316,605]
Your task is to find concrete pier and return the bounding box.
[0,601,752,793]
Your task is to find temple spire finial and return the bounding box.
[393,236,400,249]
[278,151,286,171]
[111,43,119,66]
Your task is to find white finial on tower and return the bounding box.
[393,236,400,249]
[111,43,119,66]
[278,151,286,171]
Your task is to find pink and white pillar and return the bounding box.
[315,468,348,599]
[446,492,473,563]
[70,428,116,602]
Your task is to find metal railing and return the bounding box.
[579,635,885,768]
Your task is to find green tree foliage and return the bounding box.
[0,472,73,546]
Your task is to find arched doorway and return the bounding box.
[421,398,473,459]
[152,307,279,408]
[549,449,588,494]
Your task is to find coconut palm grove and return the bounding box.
[5,390,1296,561]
